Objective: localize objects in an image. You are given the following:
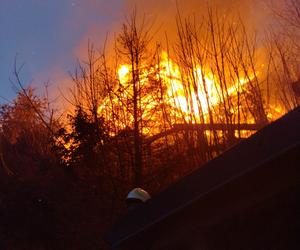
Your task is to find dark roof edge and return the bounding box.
[111,140,300,248]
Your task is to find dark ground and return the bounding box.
[0,166,121,250]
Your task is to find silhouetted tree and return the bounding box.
[116,10,154,186]
[0,88,58,177]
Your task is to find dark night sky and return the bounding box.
[0,0,124,102]
[0,0,272,103]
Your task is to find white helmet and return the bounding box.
[126,188,151,203]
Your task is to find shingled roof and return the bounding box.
[107,107,300,249]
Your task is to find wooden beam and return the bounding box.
[145,123,264,145]
[173,123,264,131]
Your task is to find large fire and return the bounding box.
[97,50,286,138]
[157,51,258,122]
[106,51,258,123]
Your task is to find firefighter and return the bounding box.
[126,188,151,210]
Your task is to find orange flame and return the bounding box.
[98,51,284,134]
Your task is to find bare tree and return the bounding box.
[116,10,154,186]
[169,6,269,164]
[264,0,300,112]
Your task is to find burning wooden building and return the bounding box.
[107,106,300,249]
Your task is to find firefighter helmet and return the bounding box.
[126,188,151,203]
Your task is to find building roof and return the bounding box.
[107,107,300,248]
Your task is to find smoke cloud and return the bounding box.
[123,0,271,38]
[54,0,272,104]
